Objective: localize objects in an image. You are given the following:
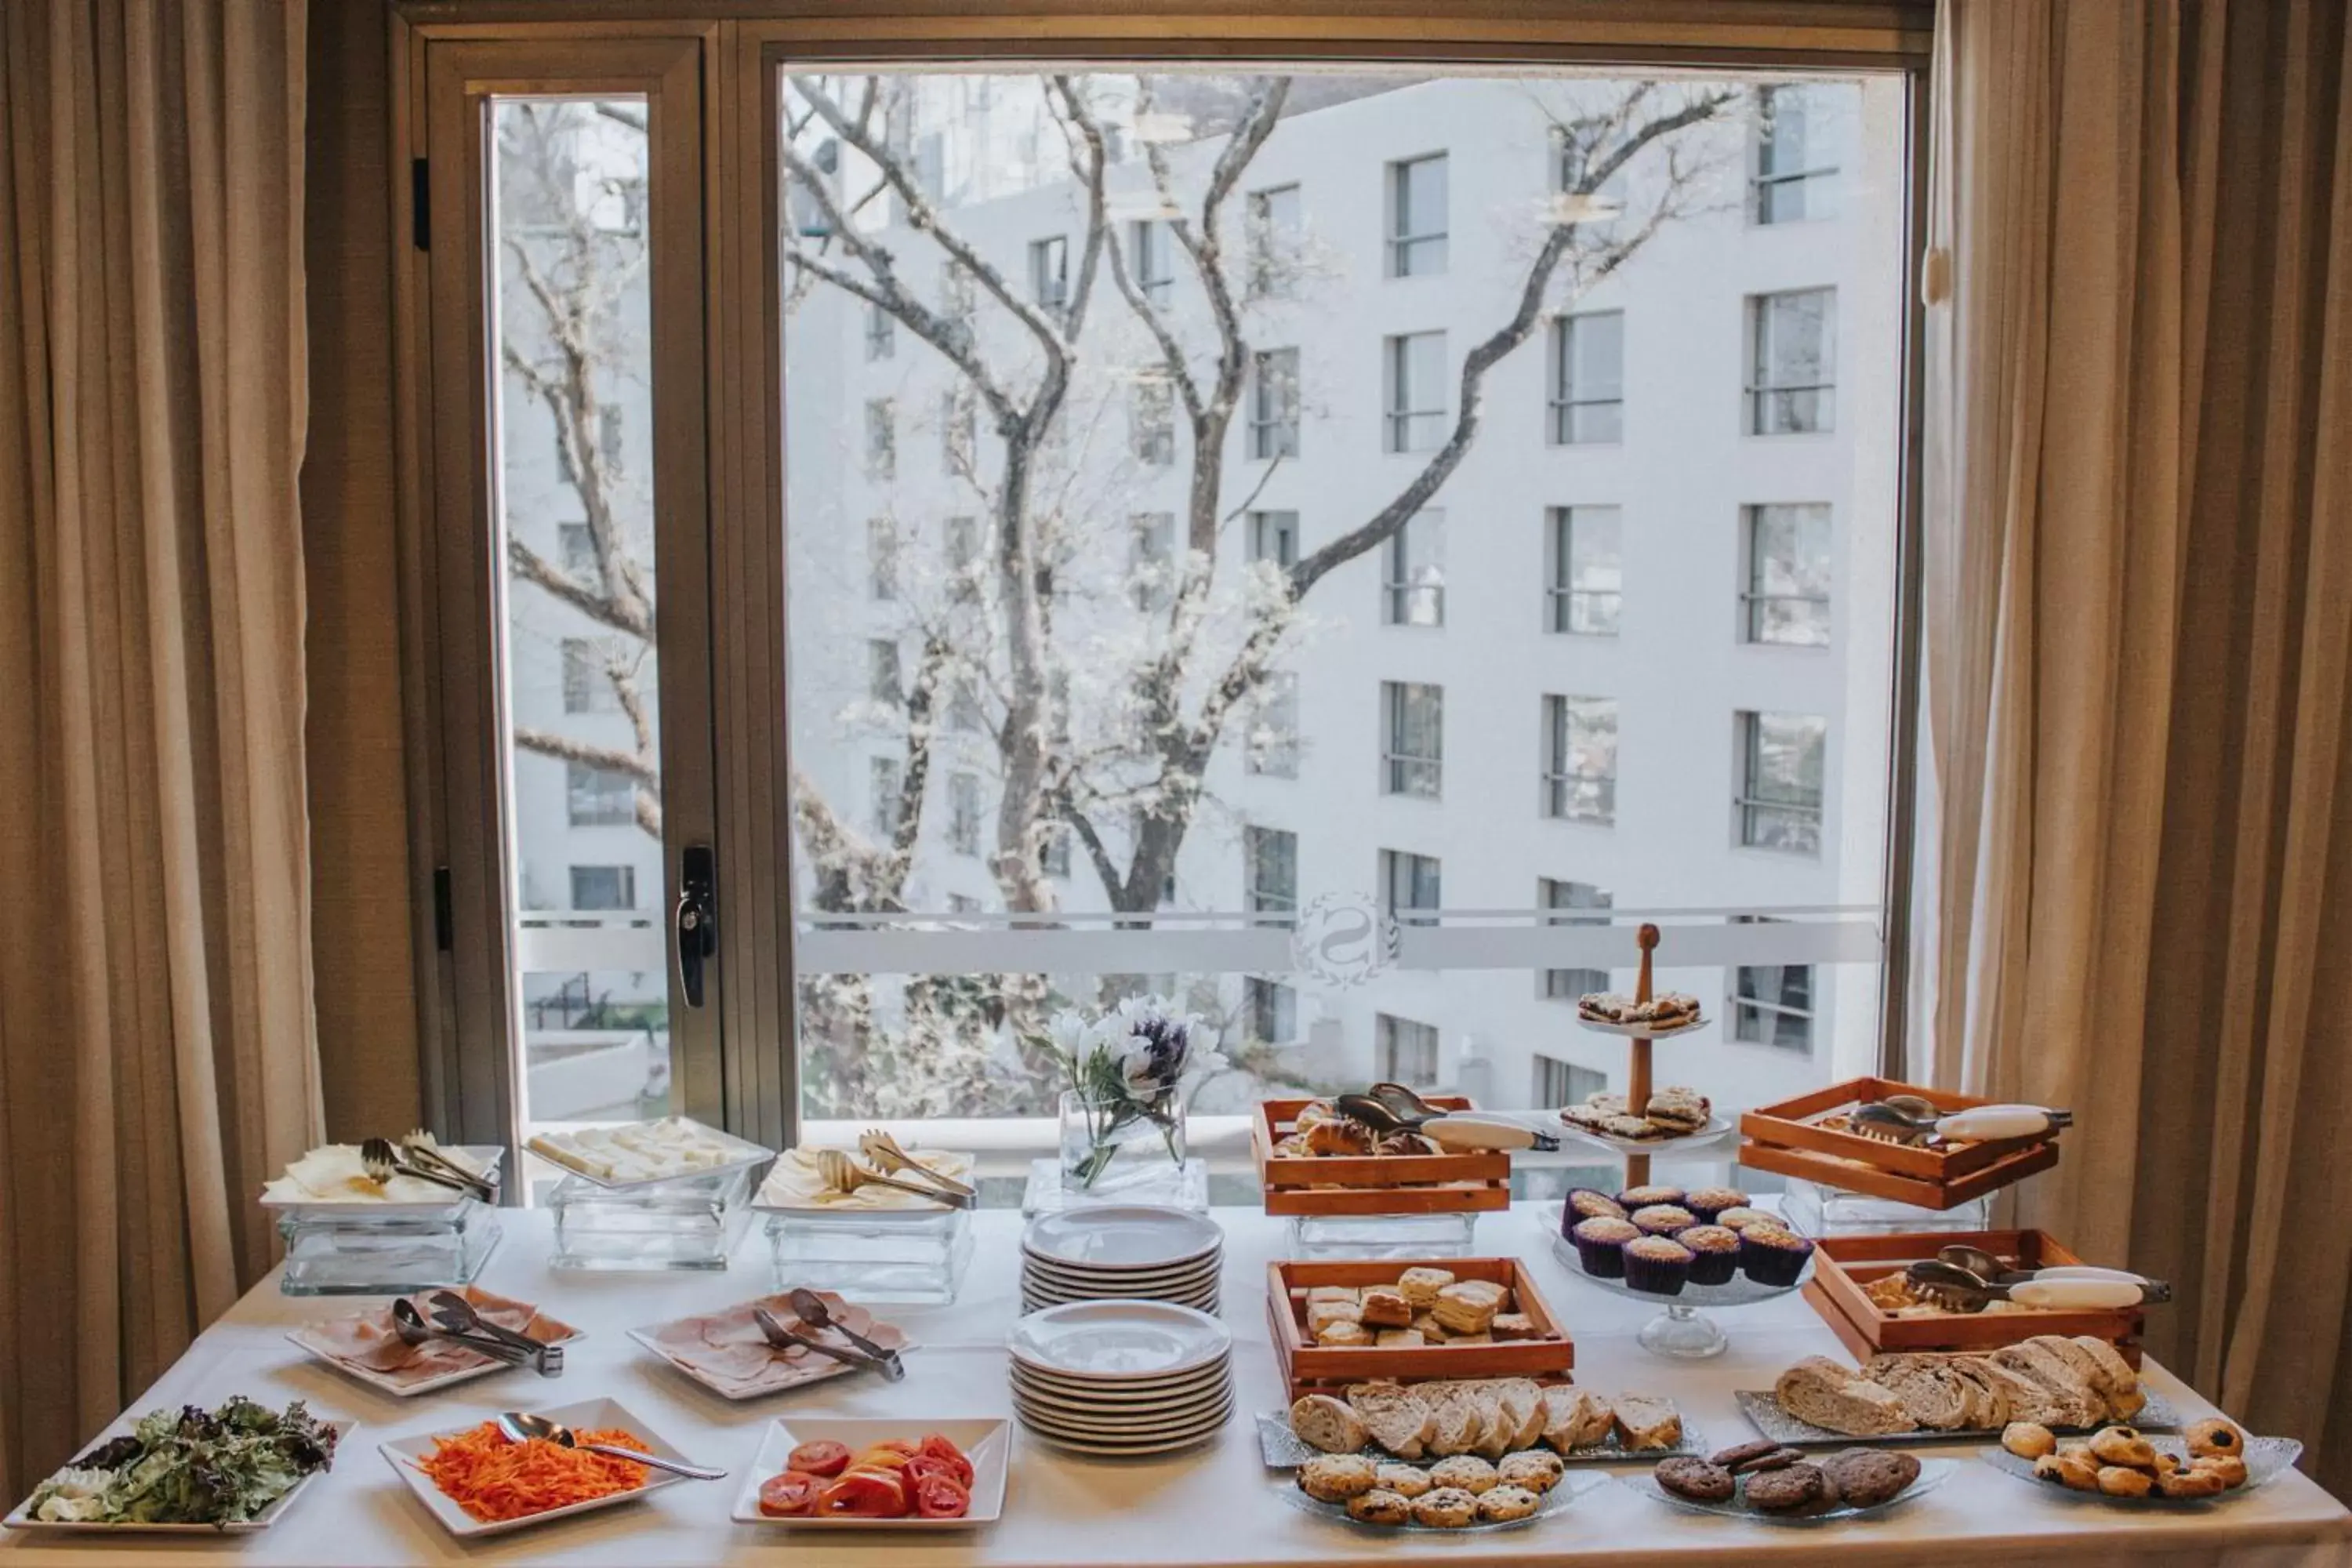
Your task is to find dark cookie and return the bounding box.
[1743,1463,1828,1512]
[1708,1439,1781,1470]
[1820,1447,1920,1509]
[1653,1457,1736,1503]
[1732,1446,1807,1475]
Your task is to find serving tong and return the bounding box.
[751,1290,906,1381]
[359,1134,495,1202]
[390,1296,562,1376]
[857,1128,977,1200]
[495,1411,725,1480]
[1902,1246,2170,1313]
[815,1146,975,1209]
[1848,1097,2073,1148]
[1335,1087,1560,1152]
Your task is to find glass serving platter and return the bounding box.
[277,1207,503,1296]
[260,1145,505,1221]
[768,1206,972,1305]
[1272,1468,1606,1533]
[548,1163,757,1270]
[1735,1387,2183,1446]
[1980,1434,2300,1506]
[1550,1232,1811,1358]
[1624,1455,1956,1524]
[1554,1114,1736,1156]
[1254,1408,1708,1468]
[528,1117,773,1192]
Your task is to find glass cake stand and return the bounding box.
[1548,1228,1813,1359]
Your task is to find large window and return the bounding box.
[1387,154,1449,277]
[1383,510,1444,626]
[1384,331,1448,452]
[1546,506,1621,636]
[1549,311,1624,445]
[1382,681,1444,798]
[1743,503,1834,645]
[1747,287,1836,434]
[1737,710,1828,853]
[1542,695,1618,824]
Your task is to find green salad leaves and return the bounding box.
[27,1397,339,1526]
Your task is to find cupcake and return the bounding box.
[1678,1225,1740,1285]
[1616,1184,1686,1210]
[1564,1187,1628,1225]
[1570,1216,1641,1278]
[1682,1185,1750,1223]
[1711,1205,1774,1232]
[1629,1203,1697,1237]
[1621,1235,1694,1296]
[1738,1223,1817,1287]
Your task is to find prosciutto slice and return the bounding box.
[296,1287,574,1388]
[641,1292,906,1399]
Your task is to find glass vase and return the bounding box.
[1058,1089,1187,1200]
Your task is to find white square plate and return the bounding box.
[3,1418,355,1535]
[728,1417,1007,1527]
[379,1396,700,1538]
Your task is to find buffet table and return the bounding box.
[6,1203,2347,1566]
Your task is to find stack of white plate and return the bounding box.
[1007,1300,1234,1457]
[1019,1205,1224,1313]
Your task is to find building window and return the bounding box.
[1245,825,1298,914]
[1746,287,1836,434]
[1029,234,1069,318]
[1038,825,1071,879]
[1131,374,1175,466]
[1752,84,1838,224]
[1245,183,1301,297]
[948,771,982,855]
[942,260,976,328]
[866,517,898,601]
[1546,506,1622,636]
[1542,695,1618,825]
[1131,219,1174,304]
[568,865,636,911]
[1737,710,1828,853]
[561,639,617,713]
[1248,510,1298,569]
[1380,848,1442,926]
[1376,1013,1442,1084]
[1733,958,1816,1051]
[1247,670,1300,779]
[1540,877,1614,1000]
[1384,331,1448,453]
[1383,510,1445,626]
[946,515,980,603]
[945,892,983,916]
[566,764,637,828]
[599,405,623,470]
[558,521,596,578]
[1548,310,1624,445]
[1387,154,1448,278]
[1382,681,1444,799]
[942,387,975,474]
[1245,978,1298,1045]
[864,299,895,360]
[1130,513,1175,611]
[1742,503,1833,646]
[870,757,902,840]
[867,638,902,705]
[1249,348,1300,459]
[865,397,896,478]
[946,674,983,733]
[1534,1054,1608,1107]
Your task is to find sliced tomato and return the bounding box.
[817,1468,908,1518]
[913,1472,971,1519]
[917,1432,975,1488]
[785,1439,851,1479]
[851,1438,920,1468]
[757,1471,823,1518]
[902,1454,954,1486]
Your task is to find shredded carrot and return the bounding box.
[416,1422,651,1523]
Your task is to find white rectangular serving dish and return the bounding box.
[728,1416,1007,1528]
[3,1418,355,1536]
[260,1145,505,1218]
[379,1396,699,1538]
[527,1118,773,1192]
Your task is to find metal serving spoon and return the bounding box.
[1334,1094,1560,1152]
[1933,1244,2172,1302]
[388,1298,541,1371]
[815,1147,975,1208]
[427,1290,563,1375]
[359,1136,492,1201]
[857,1128,976,1200]
[752,1306,901,1380]
[1365,1082,1448,1121]
[494,1412,726,1480]
[1904,1258,2150,1312]
[398,1132,498,1200]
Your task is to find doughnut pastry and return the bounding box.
[1346,1487,1413,1525]
[1411,1486,1479,1528]
[2097,1465,2154,1498]
[1475,1484,1542,1523]
[2187,1417,2245,1459]
[2002,1421,2056,1460]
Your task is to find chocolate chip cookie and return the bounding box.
[1742,1462,1828,1512]
[1653,1457,1736,1503]
[1708,1439,1782,1470]
[1819,1447,1920,1509]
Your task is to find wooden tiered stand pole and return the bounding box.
[1624,923,1661,1189]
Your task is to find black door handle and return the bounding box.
[676,844,716,1008]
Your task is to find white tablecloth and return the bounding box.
[5,1203,2347,1566]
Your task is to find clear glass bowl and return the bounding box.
[1283,1209,1480,1260]
[277,1203,503,1296]
[548,1163,757,1271]
[765,1205,973,1305]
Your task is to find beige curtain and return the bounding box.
[1918,0,2352,1491]
[0,0,318,1502]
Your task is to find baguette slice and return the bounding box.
[1494,1379,1548,1451]
[1965,1356,2066,1429]
[1539,1388,1607,1454]
[1612,1393,1683,1451]
[1428,1396,1479,1458]
[1775,1356,1917,1436]
[1290,1393,1368,1454]
[1862,1354,1970,1429]
[1347,1381,1435,1461]
[1992,1342,2104,1428]
[2068,1337,2143,1417]
[1472,1385,1516,1460]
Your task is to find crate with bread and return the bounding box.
[1802,1230,2153,1367]
[1254,1096,1520,1217]
[1738,1078,2068,1209]
[1268,1257,1572,1399]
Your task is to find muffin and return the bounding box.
[1616,1184,1686,1210]
[1678,1224,1741,1284]
[1570,1216,1641,1278]
[1682,1185,1749,1223]
[1622,1235,1694,1296]
[1711,1205,1774,1232]
[1629,1203,1697,1237]
[1737,1222,1817,1287]
[1563,1187,1628,1227]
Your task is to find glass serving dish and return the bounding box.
[1550,1229,1810,1359]
[548,1162,758,1271]
[1779,1177,1994,1237]
[276,1203,503,1296]
[1283,1209,1480,1260]
[765,1204,973,1305]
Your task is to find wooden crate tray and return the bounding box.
[1737,1076,2062,1208]
[1801,1229,2143,1367]
[1268,1257,1573,1401]
[1254,1097,1512,1217]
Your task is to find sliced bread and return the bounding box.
[1776,1356,1918,1436]
[1428,1395,1480,1458]
[1862,1355,1971,1429]
[1290,1393,1368,1454]
[1347,1381,1435,1460]
[1612,1393,1683,1451]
